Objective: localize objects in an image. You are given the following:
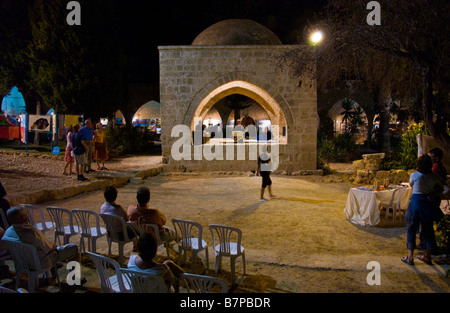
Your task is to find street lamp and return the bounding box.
[310,30,324,45]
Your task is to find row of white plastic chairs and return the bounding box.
[87,251,229,293]
[0,204,246,288]
[0,239,228,293]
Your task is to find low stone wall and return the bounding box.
[342,153,415,185]
[8,166,164,206]
[353,169,413,186]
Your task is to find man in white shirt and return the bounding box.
[2,206,79,280]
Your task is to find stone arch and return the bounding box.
[184,73,293,143]
[327,98,367,121]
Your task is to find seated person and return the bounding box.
[127,187,177,245]
[2,206,79,282]
[0,226,9,278]
[100,186,136,241]
[0,182,10,229]
[0,225,7,254]
[127,233,184,292]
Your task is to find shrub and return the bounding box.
[435,214,450,257]
[105,126,158,154]
[380,123,429,170]
[399,123,429,169]
[318,133,360,163]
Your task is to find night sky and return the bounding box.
[114,0,327,84]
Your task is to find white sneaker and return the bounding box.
[259,198,268,202]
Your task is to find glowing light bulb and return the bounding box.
[310,31,324,44]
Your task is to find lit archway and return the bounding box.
[188,80,288,143]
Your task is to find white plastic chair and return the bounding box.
[120,268,168,293]
[209,224,246,285]
[389,187,410,223]
[46,206,80,245]
[0,208,8,229]
[21,204,55,234]
[86,251,129,293]
[172,219,209,273]
[381,188,399,222]
[100,213,137,266]
[0,248,12,268]
[127,221,170,258]
[73,209,107,255]
[1,239,60,293]
[181,273,228,293]
[0,286,29,293]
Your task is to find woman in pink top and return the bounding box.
[63,125,75,175]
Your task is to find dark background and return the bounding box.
[117,0,327,84]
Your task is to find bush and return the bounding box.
[435,215,450,256]
[399,123,429,169]
[318,133,360,163]
[105,126,158,154]
[380,123,429,170]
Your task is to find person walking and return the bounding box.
[256,148,276,202]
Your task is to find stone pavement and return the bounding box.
[1,158,449,293]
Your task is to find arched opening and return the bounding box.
[328,99,368,144]
[190,80,288,144]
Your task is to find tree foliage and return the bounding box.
[0,0,128,120]
[284,0,450,152]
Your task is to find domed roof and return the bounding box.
[192,19,282,46]
[134,100,161,119]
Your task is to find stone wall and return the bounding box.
[351,153,413,185]
[159,45,318,173]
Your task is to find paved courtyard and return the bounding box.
[3,171,448,293]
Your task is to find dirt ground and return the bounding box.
[0,152,449,294]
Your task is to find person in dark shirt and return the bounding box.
[428,147,447,180]
[71,123,88,181]
[80,119,95,173]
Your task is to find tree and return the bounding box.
[28,0,127,121]
[284,0,450,153]
[339,98,355,134]
[0,0,40,112]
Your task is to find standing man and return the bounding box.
[80,119,95,173]
[71,124,88,181]
[428,147,448,180]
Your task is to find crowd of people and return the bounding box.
[63,119,109,181]
[0,182,185,292]
[401,147,448,265]
[0,145,448,292]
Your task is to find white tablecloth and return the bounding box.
[344,187,412,226]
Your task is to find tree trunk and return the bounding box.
[378,90,391,155]
[421,65,450,152]
[366,112,375,148]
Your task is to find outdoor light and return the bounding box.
[310,30,324,44]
